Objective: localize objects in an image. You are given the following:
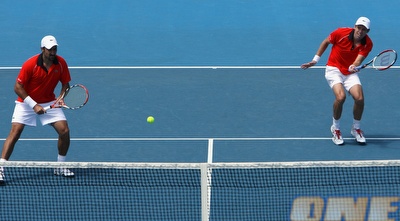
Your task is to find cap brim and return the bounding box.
[43,44,58,49]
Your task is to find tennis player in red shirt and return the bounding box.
[301,17,373,145]
[0,35,74,183]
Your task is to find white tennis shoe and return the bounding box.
[54,168,75,177]
[331,125,344,145]
[351,127,366,144]
[0,167,4,185]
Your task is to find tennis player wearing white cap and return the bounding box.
[0,35,74,184]
[301,17,373,145]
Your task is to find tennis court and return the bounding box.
[1,67,400,221]
[1,0,400,220]
[1,67,400,163]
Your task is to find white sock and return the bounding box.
[57,155,66,162]
[353,119,361,129]
[332,118,340,130]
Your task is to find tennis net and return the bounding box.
[1,160,400,221]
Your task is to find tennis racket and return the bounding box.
[355,49,397,71]
[44,84,89,111]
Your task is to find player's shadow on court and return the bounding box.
[359,134,400,148]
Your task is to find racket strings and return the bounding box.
[64,86,88,109]
[373,51,397,70]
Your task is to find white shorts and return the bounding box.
[325,66,361,91]
[11,101,67,126]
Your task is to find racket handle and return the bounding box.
[44,106,51,111]
[354,65,363,71]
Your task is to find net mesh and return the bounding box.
[1,160,400,221]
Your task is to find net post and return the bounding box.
[205,138,214,220]
[200,163,210,221]
[207,138,214,163]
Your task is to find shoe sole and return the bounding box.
[332,138,344,145]
[54,173,75,177]
[355,139,366,144]
[351,132,366,144]
[54,174,75,178]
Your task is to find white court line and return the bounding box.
[0,66,320,70]
[0,66,399,70]
[1,66,399,142]
[1,137,399,141]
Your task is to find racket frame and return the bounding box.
[355,49,397,71]
[44,84,89,111]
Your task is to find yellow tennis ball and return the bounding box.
[147,116,154,124]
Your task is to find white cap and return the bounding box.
[41,35,58,49]
[355,17,370,29]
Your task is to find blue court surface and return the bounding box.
[1,2,399,164]
[0,67,400,163]
[1,1,400,220]
[1,0,400,161]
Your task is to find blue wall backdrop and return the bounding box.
[0,0,399,66]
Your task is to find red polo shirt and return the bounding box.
[327,27,373,75]
[16,54,71,103]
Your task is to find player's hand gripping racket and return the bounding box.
[356,49,397,71]
[44,84,89,111]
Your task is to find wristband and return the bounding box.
[312,55,320,63]
[24,96,37,109]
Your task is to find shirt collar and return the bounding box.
[37,53,59,67]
